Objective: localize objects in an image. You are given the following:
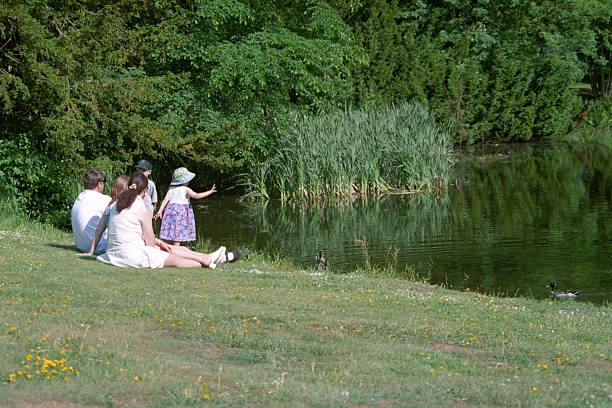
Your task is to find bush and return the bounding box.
[0,134,75,228]
[584,96,612,129]
[344,0,589,142]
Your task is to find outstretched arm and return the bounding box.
[154,190,171,219]
[187,184,217,200]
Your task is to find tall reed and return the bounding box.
[245,101,454,201]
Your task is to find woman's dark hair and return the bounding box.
[116,172,148,213]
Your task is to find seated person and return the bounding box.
[80,175,129,256]
[71,169,111,254]
[80,172,231,269]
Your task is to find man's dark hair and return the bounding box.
[83,169,105,190]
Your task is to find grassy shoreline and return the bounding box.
[1,210,610,407]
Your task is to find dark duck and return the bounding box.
[315,251,328,270]
[548,282,579,300]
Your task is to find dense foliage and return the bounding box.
[1,1,610,217]
[346,0,611,142]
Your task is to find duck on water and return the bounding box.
[548,282,580,300]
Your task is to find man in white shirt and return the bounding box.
[71,169,111,254]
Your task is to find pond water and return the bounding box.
[191,143,611,304]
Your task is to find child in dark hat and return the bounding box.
[135,159,157,216]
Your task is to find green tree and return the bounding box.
[346,0,408,105]
[578,0,612,98]
[0,0,364,219]
[344,0,588,141]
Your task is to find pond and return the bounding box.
[190,143,611,304]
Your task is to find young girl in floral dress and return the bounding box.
[155,167,216,246]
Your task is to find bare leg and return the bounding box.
[167,246,226,267]
[163,253,202,268]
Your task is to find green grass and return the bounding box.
[560,127,612,149]
[1,209,610,407]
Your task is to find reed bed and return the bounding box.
[245,102,454,201]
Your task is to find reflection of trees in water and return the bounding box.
[451,143,611,246]
[243,143,611,301]
[449,143,611,296]
[246,194,451,270]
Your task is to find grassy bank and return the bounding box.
[1,210,610,407]
[559,127,612,149]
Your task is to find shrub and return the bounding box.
[0,134,74,228]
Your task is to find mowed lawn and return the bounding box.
[0,213,610,407]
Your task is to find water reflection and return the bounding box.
[194,143,611,303]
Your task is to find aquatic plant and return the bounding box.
[244,101,454,201]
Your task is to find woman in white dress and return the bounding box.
[80,172,226,268]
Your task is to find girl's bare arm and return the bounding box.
[154,190,171,219]
[187,184,217,200]
[139,207,157,247]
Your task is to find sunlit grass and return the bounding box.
[1,209,610,407]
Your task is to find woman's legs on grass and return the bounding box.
[163,253,201,268]
[163,246,226,268]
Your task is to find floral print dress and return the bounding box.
[159,186,196,242]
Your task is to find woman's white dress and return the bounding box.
[97,196,169,268]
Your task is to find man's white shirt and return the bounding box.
[71,189,111,253]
